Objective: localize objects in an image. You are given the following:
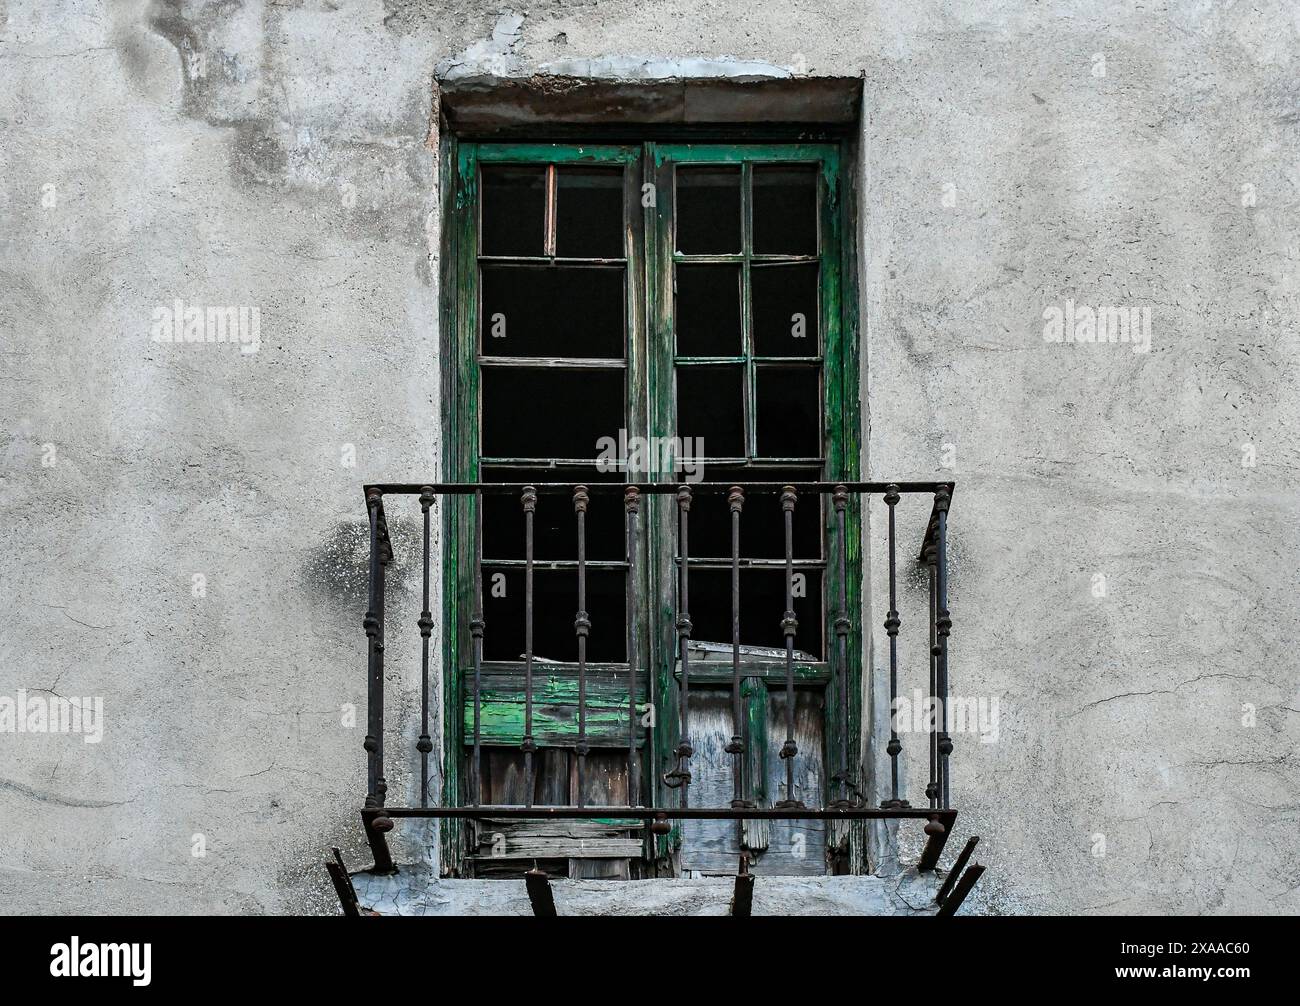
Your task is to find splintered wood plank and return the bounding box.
[570,858,630,879]
[464,666,648,746]
[679,691,742,873]
[761,689,827,875]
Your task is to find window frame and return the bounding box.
[439,136,863,875]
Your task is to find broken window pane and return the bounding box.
[556,166,624,259]
[482,567,627,662]
[480,264,624,358]
[676,364,744,458]
[675,264,742,357]
[752,164,818,256]
[752,263,819,355]
[683,568,823,659]
[756,366,821,458]
[676,165,741,255]
[482,367,624,459]
[481,164,546,257]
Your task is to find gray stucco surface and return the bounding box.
[1,1,1297,915]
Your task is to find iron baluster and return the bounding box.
[363,489,383,810]
[664,485,693,803]
[831,485,854,807]
[417,487,435,808]
[521,485,537,808]
[776,486,804,809]
[882,486,909,809]
[935,487,953,809]
[573,485,591,808]
[925,542,938,809]
[725,486,752,809]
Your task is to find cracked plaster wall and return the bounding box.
[0,0,1297,915]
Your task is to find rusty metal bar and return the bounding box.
[363,490,382,810]
[726,486,750,808]
[730,852,754,917]
[776,486,802,808]
[366,480,955,496]
[368,805,958,822]
[935,863,984,917]
[417,488,435,808]
[665,485,693,803]
[525,867,557,917]
[925,542,938,810]
[882,485,907,810]
[326,848,362,917]
[935,487,952,810]
[574,485,590,808]
[935,835,980,906]
[521,485,537,808]
[919,813,950,872]
[625,486,641,807]
[831,485,853,805]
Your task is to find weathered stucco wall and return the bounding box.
[1,0,1296,914]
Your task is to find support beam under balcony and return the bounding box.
[935,862,985,917]
[525,867,557,917]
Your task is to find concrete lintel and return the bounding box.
[439,72,862,129]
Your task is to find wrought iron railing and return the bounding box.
[354,480,958,888]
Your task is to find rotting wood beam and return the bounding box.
[935,835,980,906]
[935,863,985,917]
[730,853,754,917]
[525,867,557,917]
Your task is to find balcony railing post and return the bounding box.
[624,486,641,807]
[725,486,752,809]
[934,486,953,809]
[666,485,693,805]
[831,485,854,806]
[362,488,392,836]
[776,486,804,809]
[521,485,537,808]
[573,485,591,808]
[924,541,938,809]
[882,485,909,810]
[417,487,435,808]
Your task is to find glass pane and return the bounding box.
[756,366,821,458]
[480,265,624,358]
[681,466,822,560]
[753,164,818,256]
[684,568,823,659]
[482,367,624,459]
[676,165,741,255]
[482,567,626,662]
[675,264,741,356]
[677,364,744,459]
[752,263,819,355]
[556,166,624,259]
[481,165,546,257]
[482,466,625,562]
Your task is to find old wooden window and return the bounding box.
[441,140,860,877]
